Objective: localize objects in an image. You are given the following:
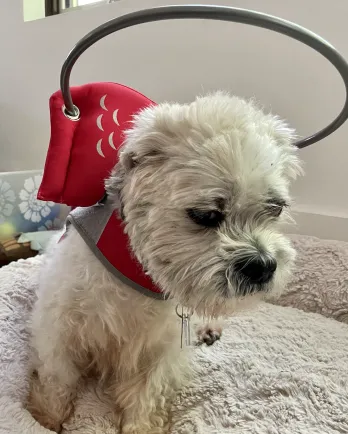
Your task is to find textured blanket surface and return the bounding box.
[274,234,348,323]
[0,235,348,434]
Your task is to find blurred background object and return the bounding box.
[23,0,119,22]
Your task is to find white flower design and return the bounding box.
[19,175,54,223]
[0,179,16,224]
[38,218,63,231]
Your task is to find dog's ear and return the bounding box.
[266,117,303,180]
[104,160,126,217]
[119,147,166,171]
[105,146,166,219]
[106,104,175,201]
[105,141,166,209]
[118,104,176,172]
[267,116,297,149]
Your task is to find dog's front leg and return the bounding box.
[28,317,81,433]
[28,348,80,433]
[115,369,172,434]
[112,345,184,434]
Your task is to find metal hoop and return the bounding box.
[60,5,348,149]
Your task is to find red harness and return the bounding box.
[39,83,165,298]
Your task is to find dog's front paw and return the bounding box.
[28,371,75,433]
[196,324,222,346]
[122,424,165,434]
[122,406,169,434]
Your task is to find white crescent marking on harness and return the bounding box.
[108,132,116,150]
[96,139,105,158]
[97,114,104,131]
[113,109,120,126]
[100,95,108,111]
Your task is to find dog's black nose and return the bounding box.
[235,256,277,285]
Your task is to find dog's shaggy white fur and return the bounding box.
[28,93,302,433]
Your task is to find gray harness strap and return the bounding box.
[66,204,167,300]
[67,203,114,243]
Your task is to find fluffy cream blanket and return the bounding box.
[0,235,348,433]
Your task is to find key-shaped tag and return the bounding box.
[176,305,192,348]
[183,312,191,347]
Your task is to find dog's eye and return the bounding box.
[269,205,283,217]
[266,199,288,217]
[186,208,224,228]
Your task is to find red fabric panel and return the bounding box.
[38,82,154,207]
[97,214,162,294]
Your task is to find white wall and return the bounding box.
[1,0,347,240]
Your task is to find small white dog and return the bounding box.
[28,93,301,433]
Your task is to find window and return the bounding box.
[23,0,118,22]
[45,1,109,17]
[79,0,103,5]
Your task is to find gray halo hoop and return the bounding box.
[60,5,348,149]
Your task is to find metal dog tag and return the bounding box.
[176,305,192,348]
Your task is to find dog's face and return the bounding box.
[106,93,302,317]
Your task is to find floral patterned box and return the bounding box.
[0,170,70,240]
